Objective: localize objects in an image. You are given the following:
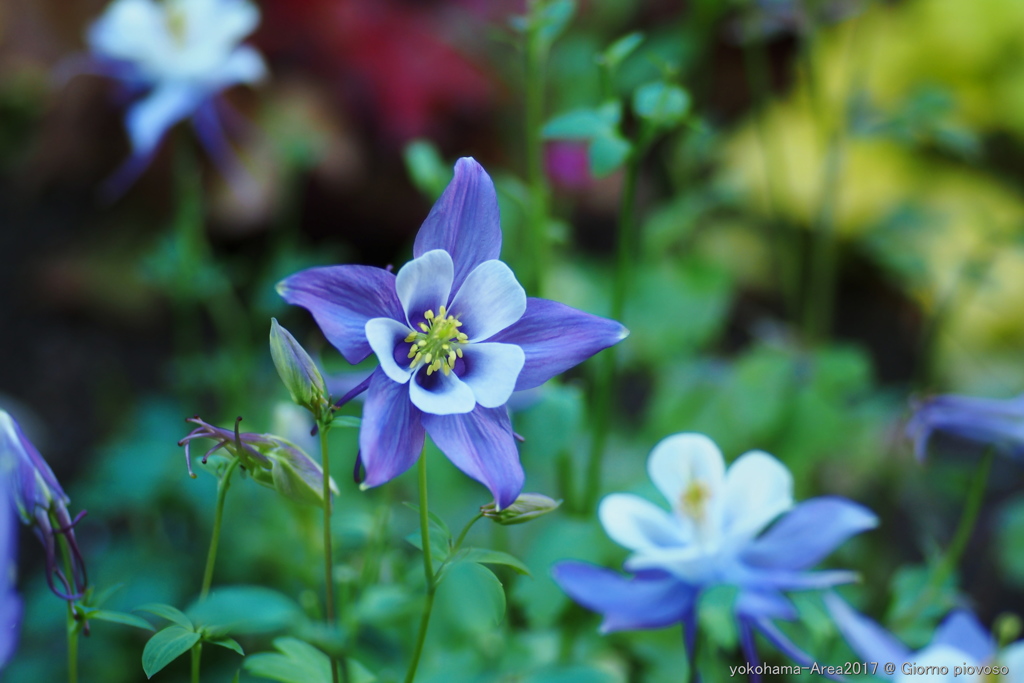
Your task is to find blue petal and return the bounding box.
[930,610,995,664]
[358,368,425,488]
[409,368,476,416]
[413,158,502,292]
[824,592,910,665]
[278,265,405,364]
[0,474,20,669]
[448,260,526,341]
[749,617,845,682]
[395,249,454,327]
[457,342,524,409]
[742,497,878,571]
[421,406,523,509]
[552,563,696,633]
[127,82,204,157]
[365,318,415,384]
[486,298,629,391]
[736,589,798,621]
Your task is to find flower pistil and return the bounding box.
[405,305,468,376]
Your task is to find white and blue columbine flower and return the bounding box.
[0,465,21,670]
[826,593,1024,683]
[907,393,1024,461]
[86,0,266,192]
[553,433,877,677]
[277,158,628,509]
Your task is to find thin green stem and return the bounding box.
[524,0,550,297]
[404,451,436,683]
[318,423,341,683]
[57,532,78,683]
[452,513,484,554]
[190,642,202,683]
[897,450,994,628]
[200,457,241,600]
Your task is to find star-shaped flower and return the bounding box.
[278,158,628,508]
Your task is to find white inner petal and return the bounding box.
[365,318,415,384]
[447,260,526,341]
[457,343,525,409]
[408,368,476,415]
[395,249,455,328]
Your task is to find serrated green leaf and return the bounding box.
[602,32,644,69]
[633,82,690,126]
[457,548,531,576]
[89,610,155,631]
[588,133,631,176]
[142,626,201,678]
[134,603,193,630]
[187,587,303,637]
[206,636,244,656]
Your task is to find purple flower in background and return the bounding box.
[0,471,21,670]
[86,0,266,194]
[278,158,628,508]
[826,593,1024,682]
[553,433,877,679]
[0,410,88,603]
[906,393,1024,461]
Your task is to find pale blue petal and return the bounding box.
[413,158,501,292]
[742,497,878,570]
[598,493,692,554]
[395,249,454,327]
[930,611,994,665]
[749,617,845,681]
[824,592,911,665]
[457,342,524,409]
[552,563,696,633]
[126,82,204,156]
[278,265,404,364]
[422,406,522,508]
[365,318,415,384]
[486,298,628,391]
[359,368,424,488]
[408,368,476,416]
[736,589,797,620]
[448,260,526,342]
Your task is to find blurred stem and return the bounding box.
[524,0,551,297]
[190,642,201,683]
[453,513,484,553]
[897,450,993,629]
[200,457,241,600]
[318,422,342,683]
[404,450,436,683]
[58,534,79,683]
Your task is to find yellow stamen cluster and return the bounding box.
[165,4,189,45]
[405,305,469,376]
[680,480,711,522]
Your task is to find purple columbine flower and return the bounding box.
[552,433,877,679]
[826,593,1024,682]
[0,410,88,603]
[85,0,266,194]
[906,393,1024,461]
[277,157,628,509]
[0,469,21,670]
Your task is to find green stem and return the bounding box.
[897,451,994,628]
[190,642,202,683]
[524,0,550,297]
[200,457,241,600]
[452,513,484,554]
[57,532,78,683]
[318,423,341,683]
[404,451,436,683]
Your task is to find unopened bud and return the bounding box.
[270,319,328,417]
[481,493,561,525]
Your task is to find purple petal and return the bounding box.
[736,568,859,592]
[742,497,878,571]
[395,249,454,327]
[551,562,696,633]
[930,610,994,664]
[413,158,502,291]
[278,265,404,364]
[448,260,526,341]
[736,589,798,621]
[458,342,525,409]
[824,592,910,665]
[409,368,476,416]
[365,318,415,384]
[749,617,845,681]
[359,368,425,488]
[127,82,204,157]
[738,619,763,683]
[421,406,523,508]
[486,298,629,391]
[906,393,1024,461]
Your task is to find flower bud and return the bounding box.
[270,319,328,418]
[481,493,561,525]
[179,417,339,508]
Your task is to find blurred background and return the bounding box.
[4,0,1024,680]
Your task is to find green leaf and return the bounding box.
[142,626,201,678]
[88,610,155,631]
[588,133,632,177]
[542,102,621,140]
[244,637,377,683]
[187,586,303,637]
[536,0,576,46]
[207,636,245,656]
[697,585,738,650]
[437,562,505,632]
[602,32,644,69]
[457,548,531,576]
[134,603,194,630]
[633,82,690,126]
[403,140,451,201]
[402,503,452,560]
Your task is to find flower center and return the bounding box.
[164,3,189,46]
[680,480,711,523]
[405,305,469,376]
